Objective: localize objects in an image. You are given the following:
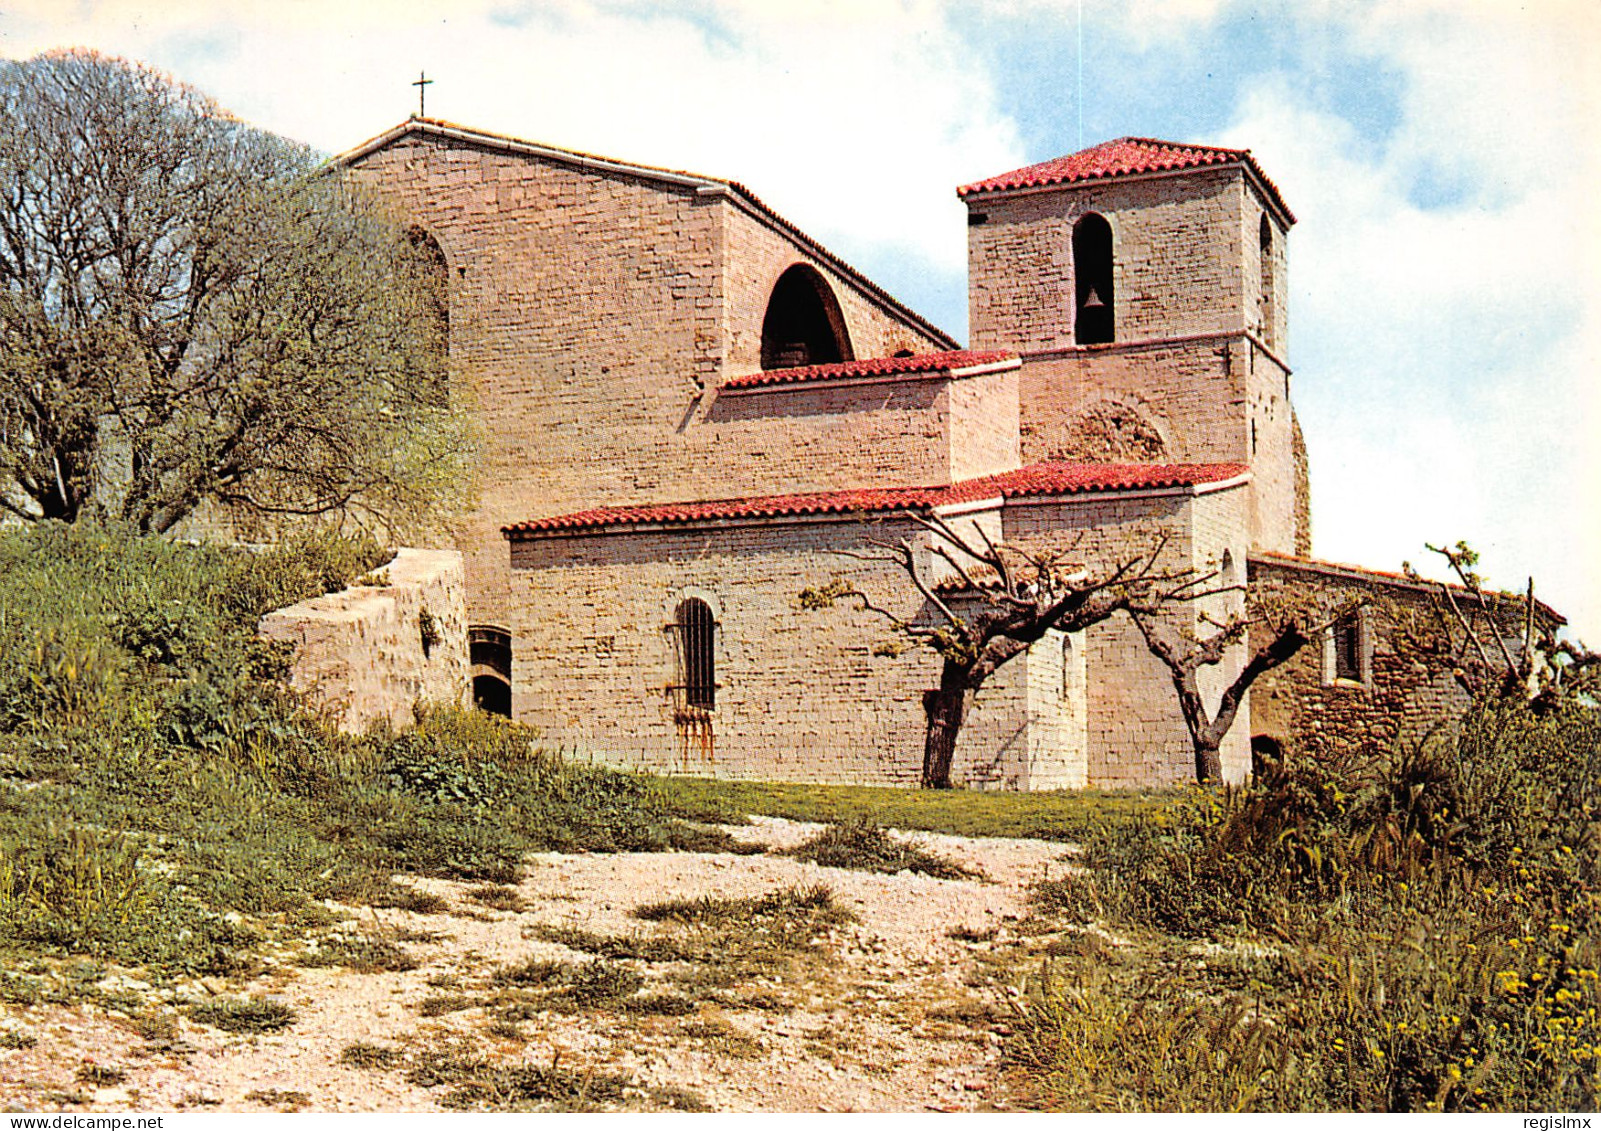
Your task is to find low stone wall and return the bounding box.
[260,548,470,733]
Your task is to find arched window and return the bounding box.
[674,598,716,709]
[469,625,511,718]
[1073,213,1115,345]
[407,227,450,400]
[1258,214,1276,348]
[760,264,853,370]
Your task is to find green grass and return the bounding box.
[0,523,763,985]
[654,775,1170,840]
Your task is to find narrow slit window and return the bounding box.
[1258,213,1276,348]
[1332,613,1362,682]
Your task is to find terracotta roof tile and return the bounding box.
[721,349,1019,391]
[504,461,1249,537]
[958,136,1294,223]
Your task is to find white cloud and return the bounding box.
[1219,5,1601,637]
[1,0,1022,284]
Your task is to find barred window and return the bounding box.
[674,598,716,709]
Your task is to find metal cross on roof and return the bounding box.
[412,71,433,119]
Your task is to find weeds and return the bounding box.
[243,1088,311,1110]
[557,960,644,1007]
[634,883,853,928]
[492,957,567,987]
[679,1017,765,1059]
[0,1028,37,1049]
[439,1063,628,1112]
[368,885,450,916]
[298,935,419,973]
[340,1041,402,1070]
[417,993,475,1017]
[783,821,979,880]
[1015,701,1601,1112]
[466,885,525,912]
[189,996,296,1033]
[623,992,697,1016]
[75,1063,127,1087]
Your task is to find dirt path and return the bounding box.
[0,818,1072,1113]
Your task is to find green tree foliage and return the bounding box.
[0,49,471,536]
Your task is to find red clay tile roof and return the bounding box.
[958,136,1294,224]
[504,461,1249,537]
[721,350,1019,391]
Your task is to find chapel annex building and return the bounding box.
[338,119,1523,789]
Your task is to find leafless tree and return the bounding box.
[1406,542,1596,711]
[800,511,1209,788]
[0,50,471,536]
[1129,602,1344,783]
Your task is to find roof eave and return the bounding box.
[959,158,1295,228]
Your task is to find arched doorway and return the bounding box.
[469,625,512,718]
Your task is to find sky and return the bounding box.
[4,0,1598,639]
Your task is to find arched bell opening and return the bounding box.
[760,264,853,370]
[1072,213,1115,345]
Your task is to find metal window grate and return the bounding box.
[674,598,716,709]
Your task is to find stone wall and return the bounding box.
[259,549,470,733]
[703,363,1020,492]
[967,167,1249,352]
[346,125,952,632]
[1003,482,1251,784]
[506,480,1251,788]
[1247,555,1515,762]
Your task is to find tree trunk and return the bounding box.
[1193,739,1223,785]
[921,665,971,788]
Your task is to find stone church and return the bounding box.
[336,119,1548,789]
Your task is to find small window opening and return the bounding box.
[470,625,512,718]
[1332,613,1363,683]
[673,598,717,709]
[761,264,853,370]
[1073,213,1115,345]
[1258,214,1276,348]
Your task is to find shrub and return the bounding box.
[190,996,296,1033]
[1020,699,1601,1112]
[782,820,979,880]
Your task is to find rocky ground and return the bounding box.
[0,818,1075,1113]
